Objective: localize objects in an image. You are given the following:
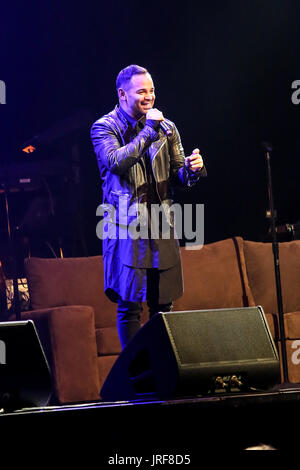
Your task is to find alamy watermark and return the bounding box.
[0,340,6,364]
[291,80,300,105]
[291,340,300,365]
[96,200,204,249]
[0,80,6,104]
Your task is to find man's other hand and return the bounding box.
[185,148,204,172]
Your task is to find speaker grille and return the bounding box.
[163,308,276,366]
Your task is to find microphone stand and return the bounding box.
[263,142,288,384]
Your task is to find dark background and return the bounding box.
[1,0,300,276]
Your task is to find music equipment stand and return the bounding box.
[263,142,288,383]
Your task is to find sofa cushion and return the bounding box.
[284,311,300,339]
[97,355,119,391]
[21,305,101,404]
[261,312,300,341]
[173,237,255,311]
[95,327,121,356]
[244,240,300,315]
[265,313,278,340]
[24,256,116,328]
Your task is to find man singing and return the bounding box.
[91,64,207,349]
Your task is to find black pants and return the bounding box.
[117,268,173,349]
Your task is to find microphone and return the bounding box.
[160,120,172,136]
[262,141,273,152]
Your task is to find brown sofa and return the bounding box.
[20,236,300,405]
[20,256,125,404]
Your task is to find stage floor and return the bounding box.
[1,384,300,460]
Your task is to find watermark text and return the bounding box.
[0,340,6,364]
[291,80,300,105]
[0,80,6,104]
[96,200,204,249]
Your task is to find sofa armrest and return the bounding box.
[20,306,101,404]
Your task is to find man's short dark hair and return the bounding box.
[116,64,148,90]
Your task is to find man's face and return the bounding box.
[119,72,155,119]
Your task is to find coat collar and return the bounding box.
[114,105,146,136]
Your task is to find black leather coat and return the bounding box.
[90,105,207,302]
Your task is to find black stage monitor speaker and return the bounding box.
[100,306,280,401]
[0,320,52,410]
